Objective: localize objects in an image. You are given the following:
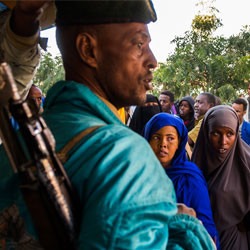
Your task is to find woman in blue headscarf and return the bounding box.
[143,113,220,249]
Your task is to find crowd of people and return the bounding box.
[0,0,249,249]
[131,90,250,250]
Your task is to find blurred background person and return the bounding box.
[159,90,177,114]
[129,93,161,135]
[232,98,250,145]
[178,96,195,132]
[244,82,250,122]
[188,92,216,148]
[27,84,44,114]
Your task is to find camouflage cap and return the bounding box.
[55,0,157,26]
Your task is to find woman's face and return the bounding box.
[149,126,179,168]
[209,126,236,154]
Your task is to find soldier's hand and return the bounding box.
[16,0,52,14]
[11,0,53,36]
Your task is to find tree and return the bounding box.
[153,0,250,103]
[33,51,64,95]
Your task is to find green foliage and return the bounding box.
[192,0,222,39]
[192,14,222,37]
[33,51,64,95]
[217,84,237,104]
[153,1,250,103]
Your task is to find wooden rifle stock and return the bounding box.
[0,63,78,250]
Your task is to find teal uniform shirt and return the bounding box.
[0,81,215,249]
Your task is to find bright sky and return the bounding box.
[42,0,250,63]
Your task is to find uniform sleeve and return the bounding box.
[0,14,41,98]
[167,214,216,250]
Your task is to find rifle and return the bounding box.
[0,63,77,250]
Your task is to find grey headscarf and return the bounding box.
[192,105,250,235]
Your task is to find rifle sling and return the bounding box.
[57,125,103,164]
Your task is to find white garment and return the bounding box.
[126,105,136,126]
[243,97,249,122]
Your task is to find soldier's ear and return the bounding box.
[76,33,98,68]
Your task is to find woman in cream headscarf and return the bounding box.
[192,105,250,250]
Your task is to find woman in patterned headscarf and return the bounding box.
[192,105,250,250]
[143,113,219,248]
